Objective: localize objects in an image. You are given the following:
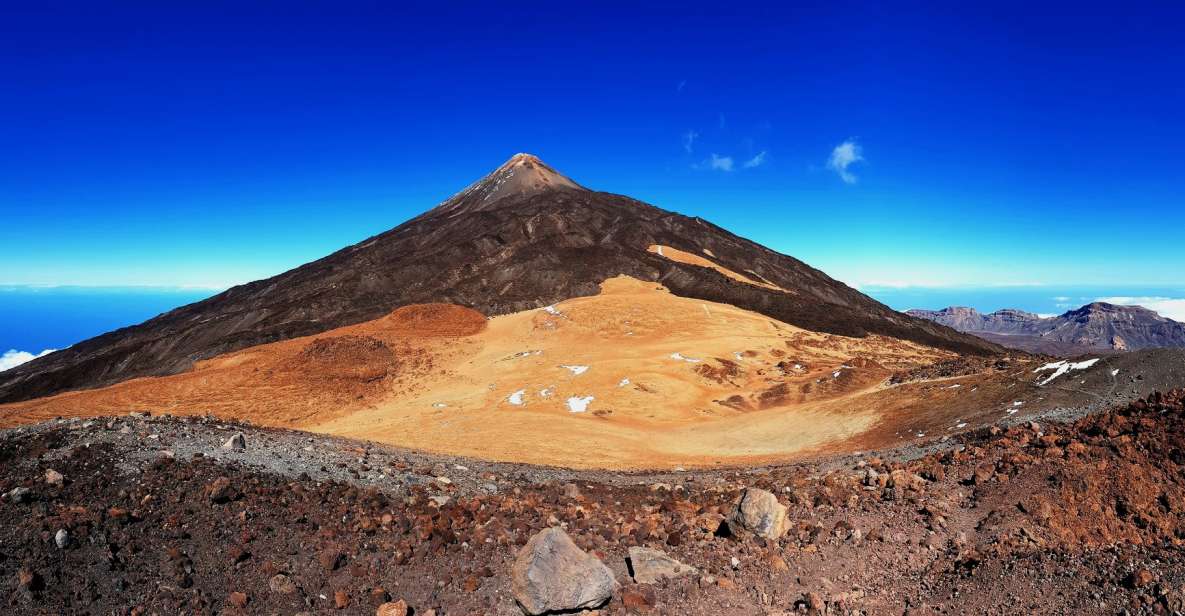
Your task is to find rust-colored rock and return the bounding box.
[375,600,408,616]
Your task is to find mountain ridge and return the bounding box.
[908,301,1185,354]
[0,154,1001,403]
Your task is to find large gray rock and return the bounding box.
[222,432,246,450]
[627,546,697,584]
[511,527,617,615]
[728,487,789,539]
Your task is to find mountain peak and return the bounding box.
[426,153,584,219]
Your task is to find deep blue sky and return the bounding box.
[2,2,1183,290]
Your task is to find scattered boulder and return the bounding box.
[17,568,41,591]
[45,469,65,487]
[376,601,408,616]
[54,529,70,549]
[222,432,247,450]
[802,591,826,614]
[268,574,296,595]
[511,527,617,615]
[319,549,345,571]
[3,486,32,503]
[206,477,237,503]
[1125,568,1155,589]
[622,587,656,611]
[627,546,698,584]
[728,487,789,539]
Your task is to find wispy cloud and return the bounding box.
[827,139,864,184]
[682,130,699,153]
[858,280,1048,289]
[743,150,767,168]
[1095,296,1185,321]
[706,153,733,172]
[676,79,687,93]
[0,348,55,372]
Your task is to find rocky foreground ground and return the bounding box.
[4,389,1185,615]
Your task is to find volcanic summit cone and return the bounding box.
[0,153,999,405]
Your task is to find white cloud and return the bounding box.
[1095,296,1185,322]
[682,130,699,153]
[857,280,1047,289]
[827,139,864,184]
[743,151,767,168]
[0,348,55,372]
[706,153,733,172]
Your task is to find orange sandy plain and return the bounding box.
[0,275,1037,469]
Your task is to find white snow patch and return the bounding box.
[566,396,594,413]
[1033,358,1100,385]
[560,364,589,376]
[657,246,665,256]
[669,352,701,363]
[955,422,968,429]
[1111,369,1120,376]
[432,402,448,409]
[832,371,842,378]
[947,384,962,389]
[539,387,554,398]
[733,352,745,361]
[542,304,563,316]
[507,390,527,406]
[618,378,631,387]
[1012,401,1024,406]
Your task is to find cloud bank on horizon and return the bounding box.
[0,349,55,372]
[1096,297,1185,322]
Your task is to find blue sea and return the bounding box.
[0,286,217,356]
[2,284,1183,363]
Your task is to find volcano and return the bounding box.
[0,153,999,404]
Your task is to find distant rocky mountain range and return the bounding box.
[907,302,1185,355]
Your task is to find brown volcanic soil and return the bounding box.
[4,389,1185,614]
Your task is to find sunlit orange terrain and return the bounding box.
[0,276,1054,468]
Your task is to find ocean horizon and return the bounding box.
[3,284,1184,369]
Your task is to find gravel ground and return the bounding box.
[4,387,1185,615]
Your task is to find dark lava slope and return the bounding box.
[0,154,1000,403]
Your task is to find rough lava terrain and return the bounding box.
[4,386,1185,614]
